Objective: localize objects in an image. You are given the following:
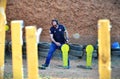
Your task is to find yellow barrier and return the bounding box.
[0,12,6,79]
[26,26,39,79]
[0,0,7,25]
[0,0,7,10]
[11,21,23,79]
[98,19,111,79]
[0,0,7,79]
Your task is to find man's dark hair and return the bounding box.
[51,19,59,25]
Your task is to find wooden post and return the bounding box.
[25,26,39,79]
[0,12,5,79]
[0,0,7,10]
[0,0,7,25]
[98,19,111,79]
[0,0,7,77]
[11,20,23,79]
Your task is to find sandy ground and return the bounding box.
[4,55,120,79]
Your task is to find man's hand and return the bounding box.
[50,34,61,46]
[66,39,69,43]
[55,42,61,46]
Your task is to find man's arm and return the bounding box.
[50,34,61,46]
[64,29,69,42]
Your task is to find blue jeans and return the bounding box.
[44,42,70,67]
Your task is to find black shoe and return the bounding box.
[42,64,48,67]
[38,64,48,70]
[38,66,46,70]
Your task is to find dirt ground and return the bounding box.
[4,54,120,79]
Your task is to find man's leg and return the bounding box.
[43,42,57,67]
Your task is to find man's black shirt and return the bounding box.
[50,25,66,44]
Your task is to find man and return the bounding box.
[39,19,70,69]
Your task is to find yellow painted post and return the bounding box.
[25,26,39,79]
[98,19,111,79]
[0,0,7,25]
[0,0,7,77]
[0,0,7,10]
[0,1,7,79]
[0,12,5,79]
[11,20,24,79]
